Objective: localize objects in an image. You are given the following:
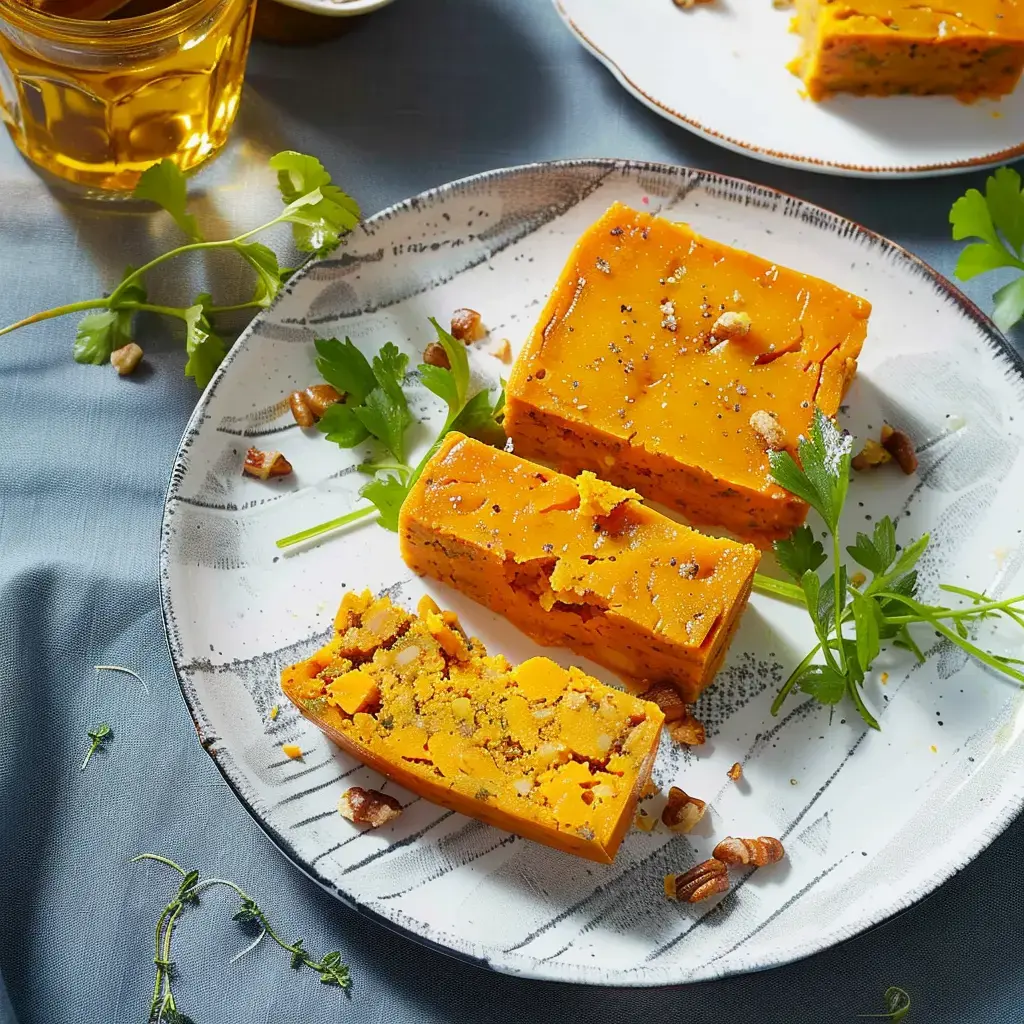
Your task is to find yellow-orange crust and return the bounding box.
[399,433,760,701]
[504,203,869,545]
[281,591,665,864]
[792,0,1024,101]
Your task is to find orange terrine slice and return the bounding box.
[792,0,1024,102]
[504,202,870,545]
[399,432,760,701]
[281,590,664,864]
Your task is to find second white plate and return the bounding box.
[555,0,1024,177]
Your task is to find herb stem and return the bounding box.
[276,504,378,549]
[832,533,846,672]
[752,572,806,603]
[0,299,108,337]
[771,642,822,715]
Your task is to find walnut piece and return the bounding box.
[338,786,403,828]
[851,437,891,471]
[881,423,918,475]
[713,836,785,867]
[110,342,143,376]
[664,859,729,902]
[661,786,706,833]
[491,338,512,363]
[710,310,751,341]
[672,0,715,7]
[749,410,786,451]
[423,341,451,369]
[727,762,743,781]
[450,307,487,342]
[668,710,706,747]
[640,681,688,723]
[289,384,343,428]
[243,447,293,480]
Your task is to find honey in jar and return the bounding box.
[0,0,257,194]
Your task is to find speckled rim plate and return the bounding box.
[554,0,1024,178]
[160,158,1024,985]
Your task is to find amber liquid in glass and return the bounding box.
[0,0,256,193]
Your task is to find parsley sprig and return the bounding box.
[859,986,911,1021]
[81,723,112,770]
[0,152,359,389]
[276,318,504,546]
[133,853,350,1024]
[951,166,1024,331]
[753,408,1024,727]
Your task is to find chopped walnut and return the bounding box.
[450,307,487,342]
[635,808,657,832]
[710,310,751,341]
[668,710,706,747]
[881,423,918,475]
[423,342,450,369]
[727,762,742,781]
[713,836,785,867]
[338,786,403,828]
[664,859,728,902]
[289,384,342,427]
[110,342,143,376]
[851,437,892,471]
[243,447,293,480]
[672,0,714,7]
[640,681,688,723]
[749,410,787,451]
[491,338,512,363]
[661,786,707,833]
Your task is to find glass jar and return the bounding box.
[0,0,257,195]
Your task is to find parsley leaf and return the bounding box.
[353,386,411,464]
[372,342,410,405]
[132,159,202,242]
[237,241,283,308]
[420,318,471,414]
[315,337,376,404]
[359,474,408,532]
[73,308,135,364]
[796,665,846,705]
[846,517,897,576]
[317,403,369,448]
[81,722,112,770]
[269,151,361,257]
[451,384,506,446]
[774,525,826,581]
[183,305,226,390]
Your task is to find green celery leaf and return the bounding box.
[888,534,929,580]
[796,664,847,705]
[950,187,1001,247]
[800,570,822,633]
[993,275,1024,333]
[986,165,1024,254]
[955,241,1020,280]
[872,517,897,573]
[768,449,825,517]
[852,590,881,674]
[183,304,227,390]
[774,525,826,581]
[73,309,133,364]
[315,337,377,403]
[237,241,283,308]
[428,317,470,410]
[799,407,852,532]
[846,531,885,575]
[359,474,408,532]
[317,402,370,447]
[451,387,506,446]
[815,566,848,636]
[132,159,202,241]
[371,342,410,404]
[269,151,361,257]
[353,387,410,463]
[884,986,911,1023]
[419,363,461,414]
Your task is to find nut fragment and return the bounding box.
[881,423,918,475]
[450,307,487,342]
[672,0,714,7]
[338,786,403,828]
[668,710,706,747]
[640,681,688,723]
[661,786,707,833]
[710,310,751,341]
[243,447,293,480]
[288,384,343,427]
[749,410,786,451]
[635,808,657,832]
[423,342,451,369]
[491,338,512,363]
[110,342,144,376]
[851,437,892,471]
[727,762,743,781]
[713,836,785,867]
[664,859,729,902]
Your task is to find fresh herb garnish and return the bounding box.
[277,318,504,546]
[133,853,350,1023]
[951,166,1024,331]
[0,152,359,389]
[81,723,112,771]
[753,408,1024,727]
[858,986,911,1021]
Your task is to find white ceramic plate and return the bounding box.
[274,0,394,19]
[554,0,1024,177]
[161,159,1024,985]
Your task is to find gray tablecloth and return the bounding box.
[2,1,1023,1021]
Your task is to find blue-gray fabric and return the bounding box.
[1,1,1023,1021]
